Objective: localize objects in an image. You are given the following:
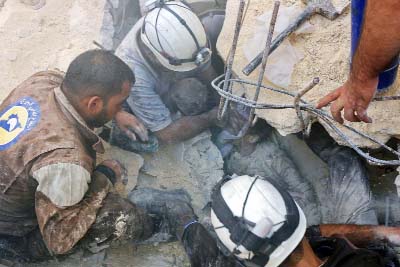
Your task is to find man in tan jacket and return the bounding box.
[0,50,158,261]
[0,49,243,267]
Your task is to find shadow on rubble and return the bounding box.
[223,119,400,226]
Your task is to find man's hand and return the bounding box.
[209,105,248,134]
[316,0,400,124]
[316,76,378,124]
[97,159,126,185]
[114,110,148,142]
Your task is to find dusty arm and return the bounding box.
[154,108,219,144]
[318,224,400,247]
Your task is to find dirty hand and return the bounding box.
[115,110,149,142]
[227,104,249,134]
[209,105,248,134]
[97,159,126,184]
[207,106,225,127]
[316,76,378,124]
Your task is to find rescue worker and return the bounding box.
[210,175,400,267]
[0,49,225,265]
[0,49,153,261]
[111,0,230,150]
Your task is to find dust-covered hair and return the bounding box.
[62,49,134,99]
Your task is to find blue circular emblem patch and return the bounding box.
[0,97,41,151]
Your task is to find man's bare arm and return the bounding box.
[319,224,400,247]
[353,0,400,81]
[155,108,219,144]
[317,0,400,123]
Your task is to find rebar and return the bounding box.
[294,77,319,135]
[211,0,400,166]
[217,0,246,120]
[211,74,400,166]
[249,1,280,122]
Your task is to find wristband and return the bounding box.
[305,225,322,239]
[183,220,199,231]
[95,165,117,184]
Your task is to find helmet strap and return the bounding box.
[141,1,209,67]
[211,176,301,266]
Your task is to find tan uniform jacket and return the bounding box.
[0,71,110,254]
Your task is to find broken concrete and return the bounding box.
[136,131,224,218]
[0,0,105,102]
[26,242,189,267]
[217,0,400,148]
[97,142,144,197]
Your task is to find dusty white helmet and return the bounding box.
[141,0,211,72]
[211,175,307,267]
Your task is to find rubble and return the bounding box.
[97,142,144,197]
[217,0,400,148]
[1,0,398,266]
[0,1,191,266]
[243,5,314,88]
[26,243,189,267]
[0,0,225,265]
[136,131,224,217]
[227,127,378,225]
[0,0,104,102]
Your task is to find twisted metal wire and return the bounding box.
[212,74,400,166]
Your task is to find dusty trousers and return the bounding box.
[129,187,237,267]
[182,223,237,267]
[0,192,154,262]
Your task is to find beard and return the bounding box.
[86,107,111,129]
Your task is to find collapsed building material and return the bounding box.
[242,0,340,76]
[136,131,224,217]
[226,128,377,226]
[214,0,400,166]
[217,0,400,149]
[217,0,246,120]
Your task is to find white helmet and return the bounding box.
[141,0,212,72]
[211,175,306,267]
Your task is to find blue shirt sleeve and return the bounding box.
[115,28,172,132]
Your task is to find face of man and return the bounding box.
[86,81,131,128]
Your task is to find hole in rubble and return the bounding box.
[221,119,400,226]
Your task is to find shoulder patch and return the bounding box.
[0,97,41,151]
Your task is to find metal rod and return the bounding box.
[211,75,400,166]
[242,5,313,76]
[294,77,319,134]
[217,0,246,120]
[93,40,106,50]
[220,76,235,120]
[248,1,280,121]
[373,95,400,101]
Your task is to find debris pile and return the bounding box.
[217,0,400,148]
[1,0,400,266]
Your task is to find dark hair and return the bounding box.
[62,49,135,99]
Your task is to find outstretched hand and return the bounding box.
[114,110,149,142]
[316,76,378,124]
